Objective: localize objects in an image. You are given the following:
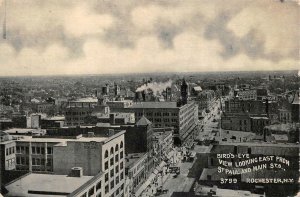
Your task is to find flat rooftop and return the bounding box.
[5,173,93,197]
[43,116,65,121]
[72,97,98,103]
[4,128,44,134]
[130,102,178,109]
[196,185,263,197]
[125,153,147,169]
[16,136,108,143]
[92,112,133,118]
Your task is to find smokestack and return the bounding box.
[142,90,146,101]
[265,98,269,116]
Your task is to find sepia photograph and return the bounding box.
[0,0,299,196]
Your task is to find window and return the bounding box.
[25,147,29,154]
[105,185,109,194]
[110,169,114,177]
[115,154,119,162]
[32,158,36,165]
[16,146,20,153]
[120,151,123,159]
[110,180,114,189]
[105,161,109,170]
[105,173,109,182]
[115,144,119,151]
[120,162,123,170]
[36,158,41,165]
[21,157,25,165]
[110,147,114,154]
[47,147,52,155]
[115,165,119,173]
[121,183,124,190]
[16,156,21,164]
[36,147,41,154]
[110,158,114,166]
[41,158,45,165]
[120,172,124,180]
[81,193,87,197]
[120,141,123,148]
[96,181,101,191]
[88,187,94,197]
[46,158,52,166]
[116,176,119,184]
[32,147,36,154]
[41,147,45,154]
[248,148,251,154]
[6,148,8,156]
[105,150,109,158]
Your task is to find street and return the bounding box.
[140,99,222,196]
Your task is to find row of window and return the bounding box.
[104,142,123,158]
[16,156,52,166]
[16,146,53,155]
[6,146,15,156]
[105,166,124,182]
[139,112,178,116]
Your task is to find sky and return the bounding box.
[0,0,299,76]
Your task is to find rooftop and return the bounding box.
[125,153,147,169]
[5,173,93,197]
[195,185,263,197]
[4,128,45,134]
[72,97,98,103]
[16,136,108,143]
[43,116,65,121]
[130,102,178,109]
[136,116,152,126]
[92,112,133,118]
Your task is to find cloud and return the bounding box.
[0,0,298,76]
[63,4,115,38]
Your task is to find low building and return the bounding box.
[64,97,99,126]
[85,112,135,126]
[41,116,65,129]
[5,172,104,197]
[4,128,46,136]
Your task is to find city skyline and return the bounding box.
[0,0,299,76]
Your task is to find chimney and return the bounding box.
[265,98,269,116]
[69,167,83,177]
[108,129,114,137]
[110,113,115,125]
[142,90,146,101]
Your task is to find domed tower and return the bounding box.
[181,78,188,105]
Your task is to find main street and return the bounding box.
[144,98,223,197]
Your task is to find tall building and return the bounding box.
[7,131,126,197]
[119,101,198,145]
